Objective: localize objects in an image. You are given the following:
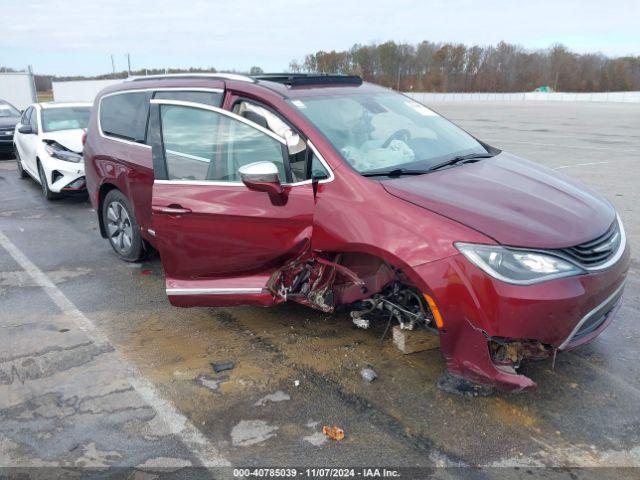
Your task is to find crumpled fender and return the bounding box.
[412,255,537,392]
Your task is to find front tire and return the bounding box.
[102,189,144,262]
[37,161,59,200]
[15,148,28,178]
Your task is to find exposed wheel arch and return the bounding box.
[97,183,119,238]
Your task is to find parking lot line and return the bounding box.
[0,229,230,468]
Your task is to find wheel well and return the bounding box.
[97,183,119,238]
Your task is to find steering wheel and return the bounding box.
[382,129,411,148]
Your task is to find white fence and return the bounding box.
[52,79,123,103]
[405,91,640,103]
[0,72,37,109]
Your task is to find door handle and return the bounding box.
[152,205,192,215]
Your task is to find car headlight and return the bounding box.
[455,243,584,285]
[43,141,82,163]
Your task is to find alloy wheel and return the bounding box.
[106,201,133,254]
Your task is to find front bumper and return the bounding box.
[0,138,14,153]
[413,243,630,392]
[41,154,86,193]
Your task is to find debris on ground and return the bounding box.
[253,390,291,406]
[436,372,494,397]
[294,380,300,387]
[322,425,345,441]
[303,431,328,446]
[141,269,153,276]
[360,367,378,383]
[196,374,228,392]
[212,361,235,373]
[352,317,370,329]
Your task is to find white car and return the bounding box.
[13,102,92,199]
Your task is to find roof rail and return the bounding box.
[126,73,254,83]
[254,73,363,87]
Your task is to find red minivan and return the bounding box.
[84,73,629,392]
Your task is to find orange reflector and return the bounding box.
[423,293,444,329]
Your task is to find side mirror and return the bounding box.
[18,125,33,135]
[239,161,284,196]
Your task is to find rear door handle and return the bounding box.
[152,205,192,215]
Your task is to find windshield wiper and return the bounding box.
[361,168,429,178]
[428,153,494,172]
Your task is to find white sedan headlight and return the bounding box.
[455,243,585,285]
[43,141,82,163]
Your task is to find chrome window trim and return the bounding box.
[97,87,224,148]
[165,148,210,164]
[558,281,626,350]
[151,98,287,145]
[167,287,265,296]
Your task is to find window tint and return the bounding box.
[100,92,152,142]
[29,108,38,132]
[153,90,223,107]
[160,104,285,182]
[21,107,32,124]
[233,100,327,182]
[310,153,329,179]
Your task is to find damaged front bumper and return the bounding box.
[412,244,630,392]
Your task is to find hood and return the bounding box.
[0,116,19,129]
[41,129,84,153]
[382,152,615,249]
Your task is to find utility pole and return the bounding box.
[110,55,115,75]
[127,53,131,76]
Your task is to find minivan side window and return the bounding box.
[153,90,223,107]
[232,100,330,182]
[160,104,286,182]
[100,91,152,143]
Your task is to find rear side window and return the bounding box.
[100,92,151,142]
[153,90,223,107]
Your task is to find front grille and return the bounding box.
[555,219,621,268]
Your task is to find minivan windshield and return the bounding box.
[291,91,490,174]
[42,107,91,133]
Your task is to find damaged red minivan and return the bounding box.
[84,73,629,392]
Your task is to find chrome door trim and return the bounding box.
[166,287,265,296]
[150,98,287,145]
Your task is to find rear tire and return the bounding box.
[15,148,28,178]
[102,189,144,262]
[37,161,60,200]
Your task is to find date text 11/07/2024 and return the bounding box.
[232,468,401,478]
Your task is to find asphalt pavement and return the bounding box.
[0,101,638,478]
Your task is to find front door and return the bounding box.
[15,107,38,175]
[148,99,316,307]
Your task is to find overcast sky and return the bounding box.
[1,0,639,76]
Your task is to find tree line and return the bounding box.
[289,41,640,92]
[5,41,640,93]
